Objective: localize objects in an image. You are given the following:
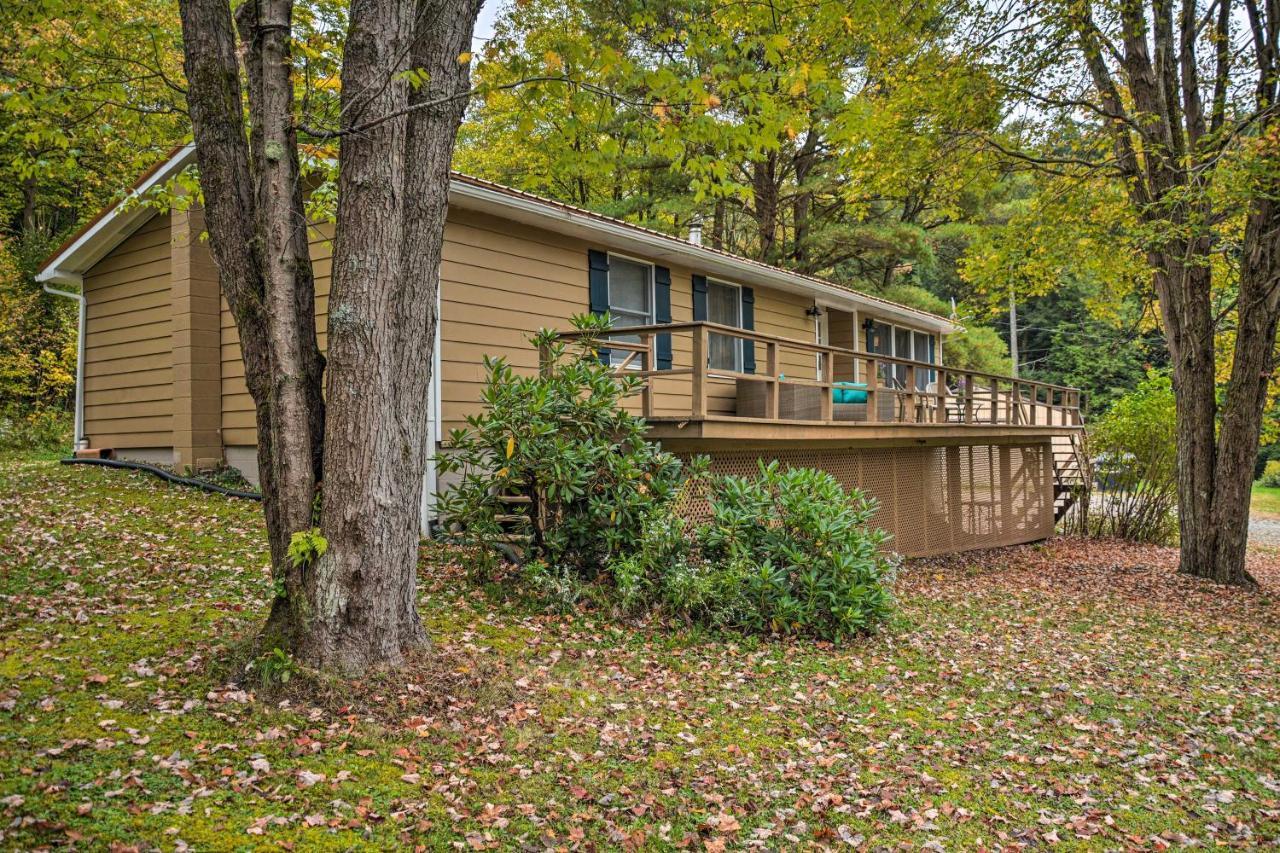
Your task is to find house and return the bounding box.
[37,145,1085,557]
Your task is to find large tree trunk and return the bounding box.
[181,0,482,673]
[179,0,301,572]
[302,0,483,672]
[1208,194,1280,583]
[235,0,328,645]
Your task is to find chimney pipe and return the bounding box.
[687,214,703,246]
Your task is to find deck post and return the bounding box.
[964,373,974,423]
[820,349,834,422]
[641,333,654,419]
[936,369,947,423]
[866,358,879,422]
[906,363,917,422]
[765,341,780,420]
[691,325,707,419]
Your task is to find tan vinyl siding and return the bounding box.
[82,212,173,449]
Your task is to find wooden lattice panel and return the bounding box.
[681,442,1053,558]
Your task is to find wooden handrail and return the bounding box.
[551,320,1084,427]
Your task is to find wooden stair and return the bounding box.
[1051,432,1088,523]
[493,493,533,563]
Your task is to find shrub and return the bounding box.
[690,462,896,640]
[1261,460,1280,489]
[0,405,71,453]
[1087,372,1178,544]
[608,462,896,640]
[435,313,695,578]
[1256,443,1280,480]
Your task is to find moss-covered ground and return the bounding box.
[2,454,1279,849]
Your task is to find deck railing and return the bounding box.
[548,321,1083,429]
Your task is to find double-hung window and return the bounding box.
[606,256,654,366]
[706,279,743,371]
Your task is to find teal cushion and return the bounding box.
[832,382,868,404]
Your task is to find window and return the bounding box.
[606,256,653,365]
[913,331,936,391]
[867,320,894,385]
[864,320,936,388]
[706,280,743,371]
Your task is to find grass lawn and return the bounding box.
[1254,482,1280,518]
[3,455,1280,849]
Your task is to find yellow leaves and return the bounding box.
[506,435,516,459]
[544,51,563,72]
[784,124,798,141]
[704,93,721,110]
[457,51,472,65]
[652,100,671,122]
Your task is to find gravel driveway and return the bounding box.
[1252,514,1280,547]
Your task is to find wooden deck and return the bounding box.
[549,320,1084,448]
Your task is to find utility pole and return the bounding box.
[1009,291,1019,378]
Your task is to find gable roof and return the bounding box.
[37,145,958,334]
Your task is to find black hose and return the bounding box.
[61,457,263,501]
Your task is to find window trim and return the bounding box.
[705,277,744,373]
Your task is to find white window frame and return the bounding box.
[605,252,655,368]
[705,278,744,373]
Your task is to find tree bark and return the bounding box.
[303,0,483,672]
[235,0,328,644]
[181,0,481,672]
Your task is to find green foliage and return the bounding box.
[592,462,897,641]
[1086,373,1178,544]
[689,462,896,640]
[436,313,694,576]
[248,647,297,689]
[460,0,1005,282]
[1258,444,1280,481]
[286,528,328,570]
[1260,461,1280,489]
[0,405,71,453]
[0,237,76,415]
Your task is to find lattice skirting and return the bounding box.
[680,443,1055,558]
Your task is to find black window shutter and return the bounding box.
[692,274,708,321]
[654,266,672,370]
[740,286,756,374]
[587,249,610,364]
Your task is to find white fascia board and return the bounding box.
[36,145,196,285]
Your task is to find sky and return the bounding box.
[473,1,503,50]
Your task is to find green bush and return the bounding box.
[0,406,71,453]
[1087,372,1178,544]
[436,313,695,578]
[692,462,896,640]
[608,462,897,641]
[1256,444,1280,480]
[1261,460,1280,489]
